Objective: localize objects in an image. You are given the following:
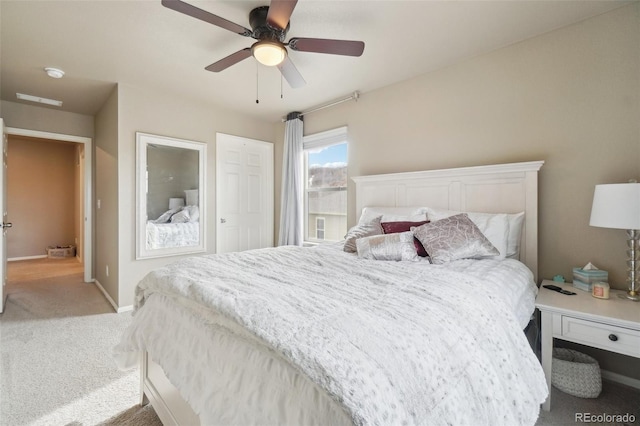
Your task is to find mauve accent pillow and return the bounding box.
[343,216,384,253]
[356,231,420,261]
[411,213,499,264]
[381,220,430,257]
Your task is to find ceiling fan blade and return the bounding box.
[277,57,306,88]
[288,38,365,56]
[162,0,252,37]
[266,0,298,31]
[205,48,252,72]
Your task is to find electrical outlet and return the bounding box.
[97,199,101,209]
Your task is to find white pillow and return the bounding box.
[184,205,200,222]
[425,207,509,259]
[358,206,427,225]
[506,212,525,259]
[184,189,199,206]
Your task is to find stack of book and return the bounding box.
[573,267,608,292]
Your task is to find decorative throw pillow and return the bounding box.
[170,209,191,223]
[381,220,430,257]
[153,207,182,224]
[411,213,499,264]
[343,216,384,253]
[424,207,509,259]
[356,231,420,261]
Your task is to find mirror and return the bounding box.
[136,132,206,259]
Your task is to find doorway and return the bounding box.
[5,127,92,283]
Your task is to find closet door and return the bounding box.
[216,133,274,253]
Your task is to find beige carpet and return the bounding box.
[1,258,638,425]
[0,259,162,426]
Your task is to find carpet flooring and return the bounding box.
[1,258,638,425]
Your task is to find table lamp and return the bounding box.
[589,182,640,301]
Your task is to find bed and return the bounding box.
[114,160,547,426]
[146,221,200,250]
[145,204,200,250]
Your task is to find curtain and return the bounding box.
[278,112,304,246]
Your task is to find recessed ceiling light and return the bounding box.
[16,93,63,107]
[44,67,65,79]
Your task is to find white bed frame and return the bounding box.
[140,160,544,425]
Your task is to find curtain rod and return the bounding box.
[282,91,360,122]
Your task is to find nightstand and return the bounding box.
[535,280,640,411]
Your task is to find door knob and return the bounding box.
[1,222,11,229]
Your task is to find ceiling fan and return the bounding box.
[161,0,365,88]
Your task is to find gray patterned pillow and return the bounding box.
[411,213,499,264]
[170,209,191,223]
[343,216,383,253]
[356,231,419,261]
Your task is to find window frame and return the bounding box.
[302,126,348,244]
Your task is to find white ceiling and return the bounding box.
[0,0,632,123]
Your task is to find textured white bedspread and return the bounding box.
[146,221,199,249]
[114,244,547,426]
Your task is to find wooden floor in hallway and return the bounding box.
[7,256,84,283]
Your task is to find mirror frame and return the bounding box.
[136,132,207,259]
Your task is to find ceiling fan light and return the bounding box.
[252,41,286,66]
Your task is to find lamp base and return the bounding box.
[617,291,640,301]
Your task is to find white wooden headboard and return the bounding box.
[352,161,544,281]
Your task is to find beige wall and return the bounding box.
[115,83,276,307]
[95,88,119,305]
[279,3,640,379]
[1,101,94,139]
[7,136,77,258]
[292,4,639,289]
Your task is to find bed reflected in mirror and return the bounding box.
[136,132,206,259]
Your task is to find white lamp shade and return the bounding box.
[589,183,640,230]
[169,197,185,210]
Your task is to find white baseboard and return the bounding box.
[601,369,640,390]
[8,255,47,262]
[93,279,133,313]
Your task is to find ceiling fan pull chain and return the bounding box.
[281,74,283,99]
[256,62,260,104]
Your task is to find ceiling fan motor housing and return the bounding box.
[249,6,289,42]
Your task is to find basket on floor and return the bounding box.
[551,348,601,398]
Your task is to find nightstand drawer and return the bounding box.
[561,316,640,357]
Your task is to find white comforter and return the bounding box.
[114,244,547,426]
[146,221,199,249]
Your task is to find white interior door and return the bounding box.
[1,119,9,313]
[216,133,274,253]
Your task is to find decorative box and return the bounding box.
[47,245,76,258]
[573,267,608,285]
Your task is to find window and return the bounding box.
[316,217,326,240]
[303,127,348,243]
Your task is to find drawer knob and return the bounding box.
[608,334,618,342]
